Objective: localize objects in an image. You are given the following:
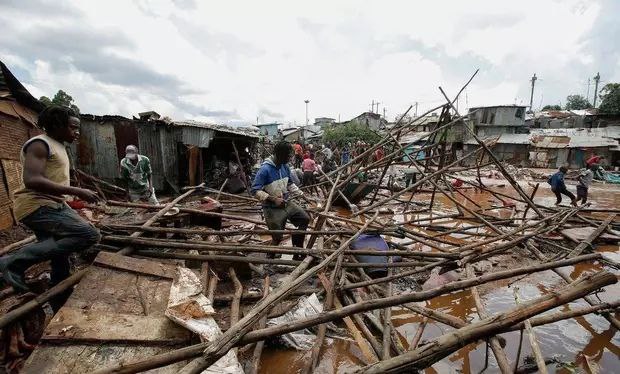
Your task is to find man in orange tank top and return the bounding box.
[0,106,101,299]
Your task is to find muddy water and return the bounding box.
[258,181,620,373]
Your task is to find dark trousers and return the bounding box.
[263,201,310,249]
[3,205,100,305]
[553,187,576,204]
[576,185,588,204]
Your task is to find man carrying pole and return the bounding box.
[251,141,309,260]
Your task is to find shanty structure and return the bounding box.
[74,116,259,192]
[0,61,44,230]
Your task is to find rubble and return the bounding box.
[0,71,618,374]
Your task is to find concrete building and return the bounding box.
[256,122,279,139]
[468,105,528,137]
[314,117,335,128]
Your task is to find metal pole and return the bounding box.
[593,73,600,107]
[529,73,537,111]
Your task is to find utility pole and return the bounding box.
[304,99,310,127]
[586,78,591,103]
[374,101,380,113]
[383,107,386,119]
[529,73,537,111]
[370,100,374,113]
[593,72,600,107]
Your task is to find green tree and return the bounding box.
[598,83,620,114]
[541,104,562,111]
[564,94,592,110]
[322,122,381,147]
[39,89,80,113]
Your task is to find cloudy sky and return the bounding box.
[1,0,618,126]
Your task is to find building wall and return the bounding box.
[470,107,526,127]
[0,102,41,230]
[258,124,279,138]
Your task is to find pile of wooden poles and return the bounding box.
[4,70,618,373]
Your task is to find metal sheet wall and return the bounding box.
[76,121,119,181]
[181,127,214,148]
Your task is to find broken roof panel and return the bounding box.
[172,120,259,138]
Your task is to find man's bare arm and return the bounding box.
[23,141,99,202]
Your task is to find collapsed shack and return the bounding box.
[74,115,259,194]
[0,71,618,374]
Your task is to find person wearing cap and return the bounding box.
[120,145,158,204]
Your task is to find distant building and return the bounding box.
[256,122,280,139]
[528,109,620,129]
[348,112,388,131]
[0,61,45,230]
[468,105,528,137]
[314,117,335,128]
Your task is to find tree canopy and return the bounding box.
[322,122,381,147]
[541,104,562,111]
[40,89,80,113]
[598,83,620,114]
[564,94,592,110]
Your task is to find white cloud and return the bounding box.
[1,0,618,124]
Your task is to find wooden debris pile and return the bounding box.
[1,71,618,373]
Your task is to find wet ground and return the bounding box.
[258,178,620,373]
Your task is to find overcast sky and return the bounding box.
[1,0,618,126]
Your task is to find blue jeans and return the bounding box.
[7,204,100,286]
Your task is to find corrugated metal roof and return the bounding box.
[464,133,530,145]
[465,128,620,149]
[172,120,259,138]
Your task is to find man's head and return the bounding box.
[559,166,568,174]
[125,145,139,161]
[38,105,80,143]
[273,141,293,166]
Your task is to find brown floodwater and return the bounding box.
[258,178,620,373]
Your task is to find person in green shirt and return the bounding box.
[120,145,158,204]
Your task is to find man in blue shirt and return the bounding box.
[251,141,310,260]
[548,166,577,206]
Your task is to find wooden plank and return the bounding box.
[66,266,172,317]
[561,226,620,243]
[41,307,191,344]
[94,251,176,279]
[23,344,188,374]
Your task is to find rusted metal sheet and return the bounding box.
[113,120,139,162]
[138,125,166,190]
[77,121,119,181]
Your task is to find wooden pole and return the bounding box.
[92,254,605,374]
[116,184,204,256]
[513,286,548,374]
[356,271,616,373]
[249,276,270,374]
